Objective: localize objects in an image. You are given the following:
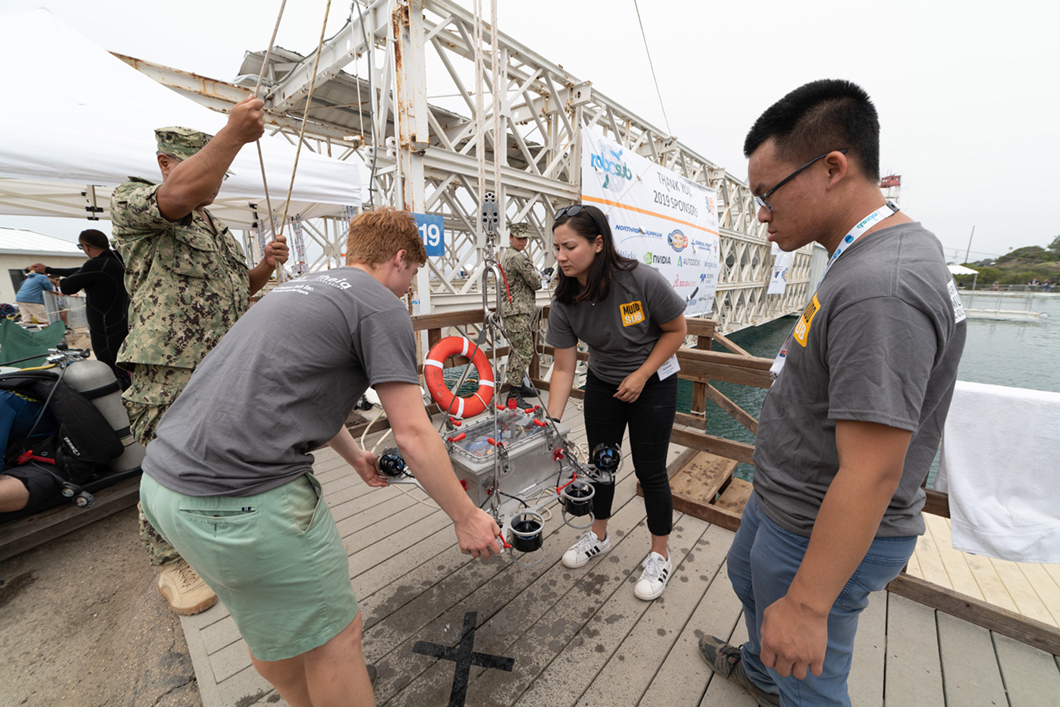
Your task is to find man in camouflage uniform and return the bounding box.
[111,95,289,615]
[501,223,546,407]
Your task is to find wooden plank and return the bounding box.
[411,308,485,331]
[1016,563,1060,628]
[715,478,753,516]
[884,594,944,706]
[578,516,722,707]
[924,513,982,600]
[684,317,718,338]
[936,611,1008,706]
[703,383,758,434]
[989,555,1058,627]
[668,452,738,510]
[910,516,953,589]
[965,549,1020,613]
[710,330,751,357]
[887,573,1060,655]
[994,632,1060,706]
[691,505,744,533]
[641,526,744,707]
[511,518,698,707]
[679,357,773,390]
[0,476,140,563]
[669,427,755,466]
[375,482,653,705]
[905,546,922,579]
[923,488,950,518]
[674,410,708,430]
[848,591,886,707]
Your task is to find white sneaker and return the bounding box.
[633,551,672,600]
[561,530,611,568]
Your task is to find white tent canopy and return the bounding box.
[947,264,979,276]
[0,8,361,231]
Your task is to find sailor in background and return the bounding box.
[109,96,288,616]
[500,222,548,407]
[697,79,966,707]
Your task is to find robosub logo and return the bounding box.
[643,252,672,266]
[667,229,688,252]
[589,140,634,191]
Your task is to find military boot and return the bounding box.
[158,559,218,616]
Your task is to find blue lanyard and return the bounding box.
[769,202,898,380]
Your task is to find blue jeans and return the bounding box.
[728,493,916,706]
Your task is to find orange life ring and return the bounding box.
[423,336,495,419]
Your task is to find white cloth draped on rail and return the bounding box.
[935,381,1060,563]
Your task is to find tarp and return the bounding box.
[0,8,361,230]
[580,127,721,315]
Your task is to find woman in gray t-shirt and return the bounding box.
[545,204,686,601]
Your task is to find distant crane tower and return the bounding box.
[880,174,901,206]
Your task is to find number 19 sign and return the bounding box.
[413,213,445,257]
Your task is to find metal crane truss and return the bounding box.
[121,0,811,333]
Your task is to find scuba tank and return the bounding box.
[60,359,145,474]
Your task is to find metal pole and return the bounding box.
[964,225,975,264]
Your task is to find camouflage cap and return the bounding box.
[508,223,536,239]
[155,127,213,160]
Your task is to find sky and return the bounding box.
[2,0,1057,262]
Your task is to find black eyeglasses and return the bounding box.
[754,149,847,213]
[553,204,584,223]
[76,244,85,250]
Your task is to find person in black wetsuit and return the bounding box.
[30,230,130,388]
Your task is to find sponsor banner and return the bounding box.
[580,126,720,315]
[768,250,794,295]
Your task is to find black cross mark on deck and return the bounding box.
[412,611,514,707]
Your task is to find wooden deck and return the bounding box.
[180,395,1060,706]
[907,513,1060,629]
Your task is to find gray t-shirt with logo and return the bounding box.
[754,222,967,538]
[546,262,686,384]
[143,268,421,497]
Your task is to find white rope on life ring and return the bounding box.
[423,336,496,419]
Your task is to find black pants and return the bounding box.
[583,368,677,537]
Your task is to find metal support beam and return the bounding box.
[394,0,431,315]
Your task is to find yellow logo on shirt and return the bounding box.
[793,294,821,347]
[620,300,645,326]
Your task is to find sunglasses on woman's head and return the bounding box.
[553,204,584,223]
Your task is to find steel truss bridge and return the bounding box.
[120,0,815,334]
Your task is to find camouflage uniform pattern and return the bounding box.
[111,178,250,370]
[501,227,541,387]
[155,127,213,160]
[124,365,195,447]
[112,158,251,567]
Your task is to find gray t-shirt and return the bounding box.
[546,262,686,384]
[143,268,421,497]
[754,222,967,538]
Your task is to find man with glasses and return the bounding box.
[110,95,289,616]
[698,80,966,706]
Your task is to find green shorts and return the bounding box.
[140,472,358,662]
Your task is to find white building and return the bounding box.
[1,228,85,304]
